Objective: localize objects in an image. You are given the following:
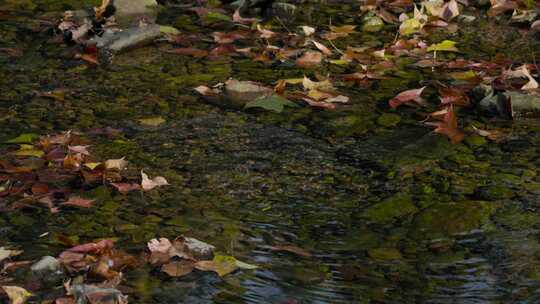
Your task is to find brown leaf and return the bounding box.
[54,297,76,304]
[487,0,518,17]
[147,238,172,254]
[311,40,332,56]
[296,51,323,68]
[110,183,140,193]
[389,87,426,108]
[233,9,260,24]
[68,145,90,156]
[61,196,94,208]
[31,183,49,195]
[426,106,464,144]
[439,87,470,106]
[65,239,114,254]
[161,261,194,277]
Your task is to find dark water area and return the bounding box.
[1,0,540,303]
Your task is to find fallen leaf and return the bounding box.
[68,145,90,156]
[138,117,166,127]
[426,105,464,144]
[233,9,260,24]
[0,248,22,263]
[399,18,423,36]
[257,24,276,39]
[67,284,127,304]
[439,87,470,106]
[427,40,459,52]
[61,196,95,208]
[161,260,194,277]
[296,51,323,68]
[78,53,98,65]
[312,40,332,55]
[104,158,128,170]
[13,145,44,158]
[65,239,114,254]
[110,183,140,193]
[488,0,518,17]
[194,85,220,96]
[389,87,426,108]
[2,286,32,304]
[519,65,538,90]
[141,170,169,191]
[244,95,297,113]
[148,238,172,254]
[5,134,39,144]
[300,25,315,36]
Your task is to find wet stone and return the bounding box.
[361,193,418,224]
[409,201,496,240]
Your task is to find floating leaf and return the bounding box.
[245,95,297,113]
[13,145,44,158]
[161,261,194,277]
[61,196,95,208]
[296,51,323,68]
[426,106,464,144]
[427,40,459,52]
[0,248,22,263]
[389,87,426,108]
[148,238,172,254]
[5,134,38,144]
[159,25,180,35]
[105,158,128,170]
[300,25,315,36]
[141,170,169,191]
[399,18,423,36]
[2,286,32,304]
[138,117,166,127]
[111,183,140,193]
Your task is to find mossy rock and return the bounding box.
[361,193,418,224]
[409,201,496,240]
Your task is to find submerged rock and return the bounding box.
[409,201,496,240]
[361,194,418,224]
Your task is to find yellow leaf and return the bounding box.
[13,145,44,158]
[138,117,166,127]
[2,286,32,304]
[399,18,423,36]
[427,40,459,52]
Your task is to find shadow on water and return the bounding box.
[1,0,540,303]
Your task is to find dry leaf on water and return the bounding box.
[426,105,465,144]
[296,51,323,68]
[233,9,260,24]
[104,158,128,170]
[161,260,194,277]
[110,183,140,193]
[2,286,32,304]
[389,87,426,108]
[141,170,169,191]
[61,196,95,208]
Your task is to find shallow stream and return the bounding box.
[1,1,540,303]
